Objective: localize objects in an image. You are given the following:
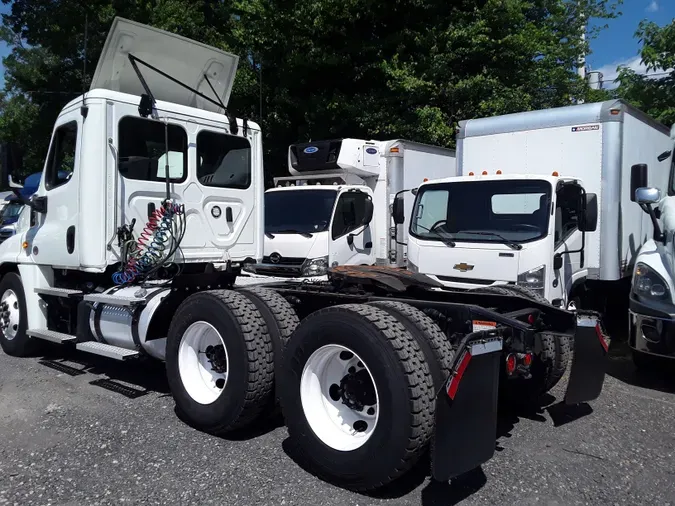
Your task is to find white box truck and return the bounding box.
[248,138,456,278]
[628,124,675,368]
[397,100,673,314]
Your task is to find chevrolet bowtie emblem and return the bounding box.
[453,263,474,272]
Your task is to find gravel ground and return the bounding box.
[0,334,674,505]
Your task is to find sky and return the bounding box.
[0,1,673,90]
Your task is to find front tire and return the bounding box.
[279,304,435,491]
[165,290,275,434]
[0,272,36,357]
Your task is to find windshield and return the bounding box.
[410,179,552,244]
[265,189,338,235]
[1,202,23,220]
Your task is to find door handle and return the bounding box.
[66,226,75,254]
[226,207,233,223]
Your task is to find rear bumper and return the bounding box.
[629,294,675,359]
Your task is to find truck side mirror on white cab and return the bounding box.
[630,163,648,202]
[579,193,598,232]
[393,195,405,225]
[635,187,661,205]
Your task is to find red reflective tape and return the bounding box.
[595,324,608,353]
[447,351,472,400]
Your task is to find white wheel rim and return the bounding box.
[178,321,229,405]
[0,289,20,340]
[300,344,380,452]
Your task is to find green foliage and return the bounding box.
[614,19,675,127]
[0,0,621,182]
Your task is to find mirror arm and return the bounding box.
[641,203,666,243]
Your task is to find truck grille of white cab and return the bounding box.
[436,275,495,286]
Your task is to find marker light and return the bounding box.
[506,354,517,375]
[469,172,474,176]
[496,170,502,174]
[423,178,429,182]
[552,171,559,176]
[482,171,488,175]
[390,147,400,153]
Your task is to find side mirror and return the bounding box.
[579,193,598,232]
[0,142,22,189]
[635,187,661,205]
[630,164,648,202]
[392,195,405,224]
[553,253,563,271]
[362,198,374,225]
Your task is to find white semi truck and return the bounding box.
[0,17,609,493]
[247,138,455,278]
[396,101,673,318]
[628,124,675,368]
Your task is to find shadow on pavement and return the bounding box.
[280,394,563,504]
[605,339,675,395]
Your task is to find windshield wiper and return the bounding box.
[414,224,455,247]
[265,232,275,239]
[458,231,523,250]
[274,228,313,238]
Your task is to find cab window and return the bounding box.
[45,121,77,190]
[332,191,370,240]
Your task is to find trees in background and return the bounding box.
[614,19,675,127]
[0,0,620,179]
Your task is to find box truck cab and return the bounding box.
[629,124,675,367]
[401,173,597,306]
[399,100,672,311]
[250,138,456,277]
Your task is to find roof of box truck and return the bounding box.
[419,173,569,188]
[458,99,670,139]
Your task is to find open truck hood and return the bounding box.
[91,17,239,113]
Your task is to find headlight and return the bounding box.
[517,264,546,296]
[301,256,329,276]
[633,263,670,301]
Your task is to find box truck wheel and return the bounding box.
[368,301,454,388]
[471,286,570,396]
[279,304,435,491]
[165,290,275,434]
[0,272,37,357]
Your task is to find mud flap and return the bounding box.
[564,312,609,405]
[431,338,502,482]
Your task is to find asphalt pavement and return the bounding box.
[0,333,674,505]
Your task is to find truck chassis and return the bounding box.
[0,264,609,491]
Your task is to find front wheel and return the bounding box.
[279,304,435,491]
[0,272,36,357]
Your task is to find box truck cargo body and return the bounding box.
[249,138,456,277]
[404,100,672,309]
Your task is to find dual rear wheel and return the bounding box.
[166,289,447,491]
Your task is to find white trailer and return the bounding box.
[0,17,609,494]
[247,138,456,278]
[398,100,672,313]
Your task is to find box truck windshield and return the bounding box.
[264,189,338,236]
[410,179,552,245]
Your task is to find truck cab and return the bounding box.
[629,124,675,367]
[401,173,597,306]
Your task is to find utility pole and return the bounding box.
[577,6,586,104]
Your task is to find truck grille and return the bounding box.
[261,255,305,266]
[436,275,495,286]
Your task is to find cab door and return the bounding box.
[550,183,584,306]
[26,113,81,268]
[329,188,375,266]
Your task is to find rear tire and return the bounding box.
[238,286,299,409]
[368,301,453,389]
[279,304,435,491]
[165,290,275,434]
[0,272,36,357]
[471,285,571,396]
